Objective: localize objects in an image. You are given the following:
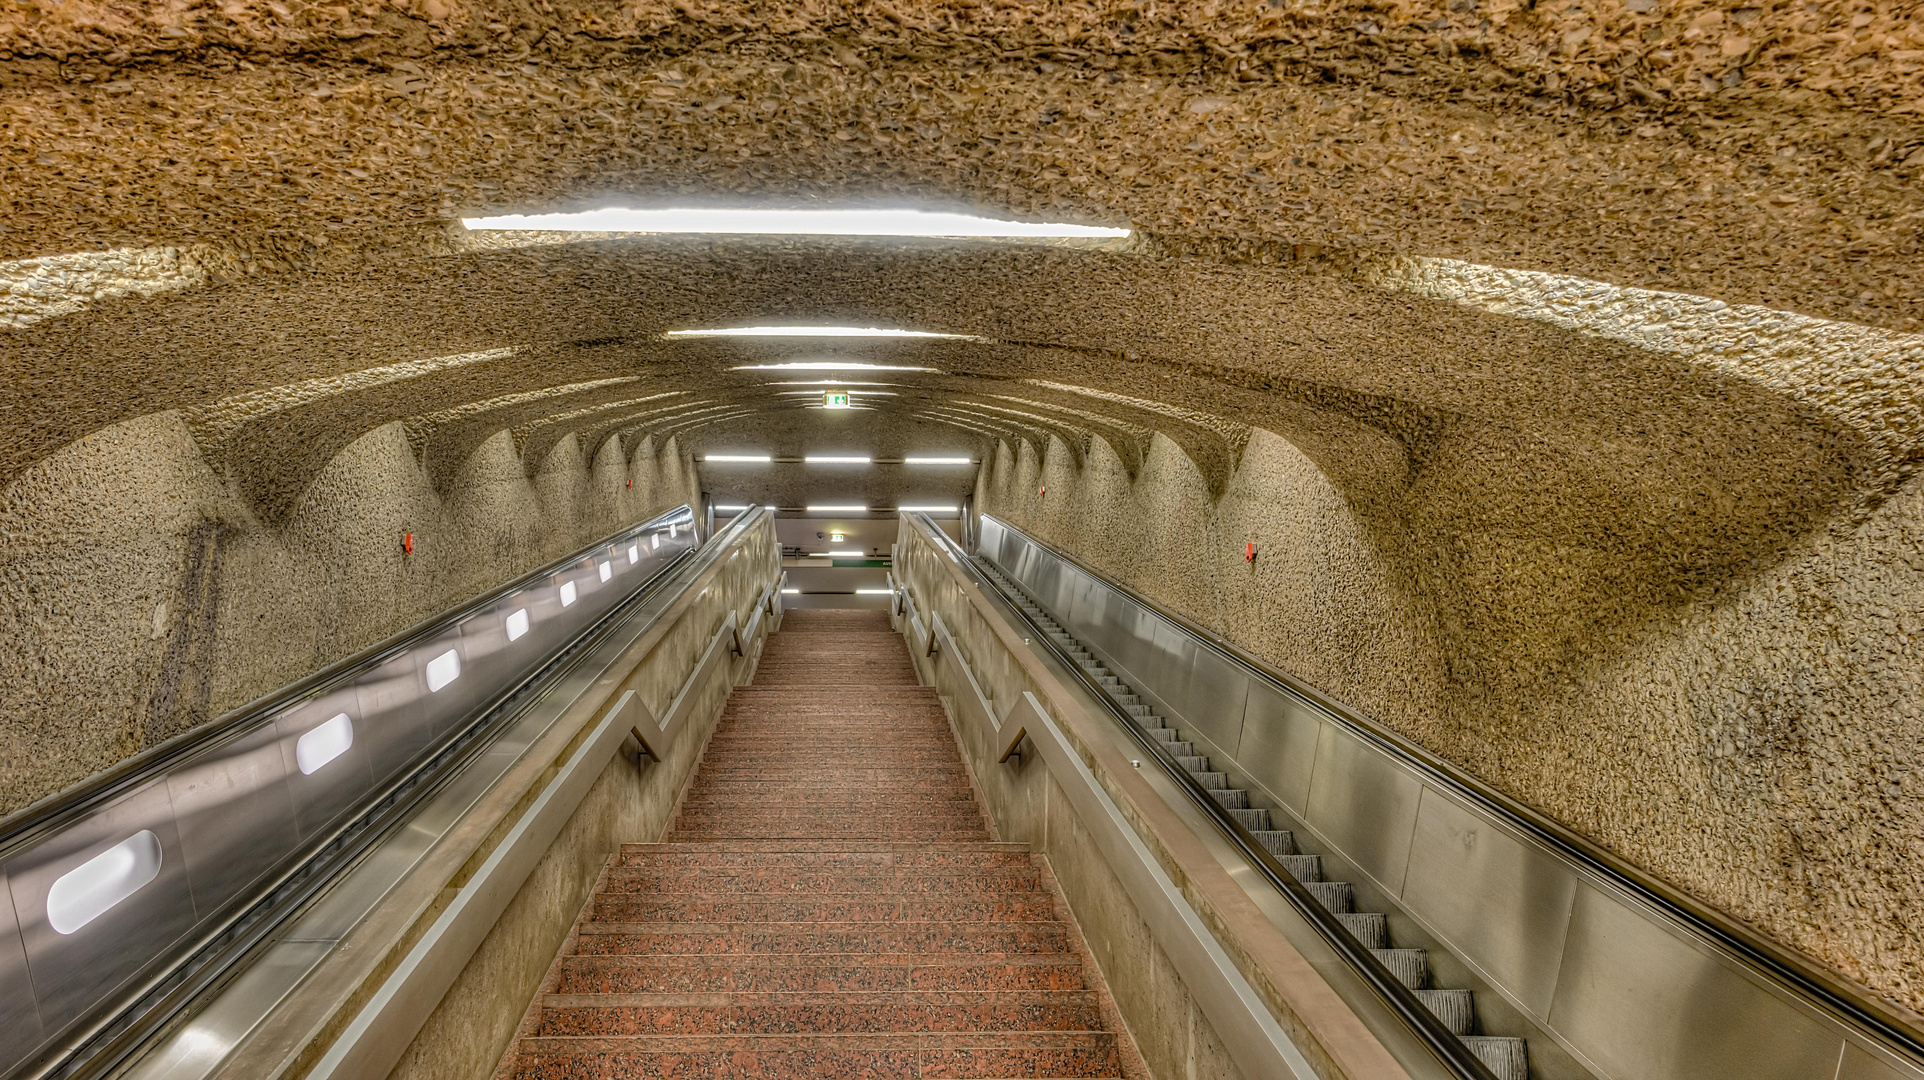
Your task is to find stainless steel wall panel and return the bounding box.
[167,723,301,920]
[7,781,197,1031]
[1841,1042,1924,1080]
[1181,647,1250,757]
[353,651,436,787]
[1401,787,1577,1018]
[0,873,44,1069]
[1235,683,1322,815]
[1547,882,1844,1080]
[1303,725,1421,895]
[274,685,377,840]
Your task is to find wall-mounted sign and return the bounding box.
[831,532,846,543]
[824,391,850,409]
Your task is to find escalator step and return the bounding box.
[1305,881,1352,913]
[1148,728,1181,742]
[1415,989,1475,1036]
[1228,807,1270,831]
[1189,771,1229,790]
[1176,756,1210,772]
[1162,742,1194,757]
[1208,788,1250,810]
[1462,1037,1529,1080]
[1337,912,1388,949]
[1277,854,1321,882]
[1372,948,1429,990]
[1252,829,1294,856]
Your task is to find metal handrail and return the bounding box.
[907,515,1499,1080]
[973,513,1924,1065]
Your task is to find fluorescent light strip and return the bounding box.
[897,505,960,513]
[781,588,800,593]
[855,588,894,594]
[806,505,869,512]
[732,362,939,372]
[462,208,1130,238]
[668,325,969,339]
[702,454,771,462]
[715,504,751,511]
[805,456,871,464]
[904,457,973,464]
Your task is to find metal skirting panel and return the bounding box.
[976,513,1924,1080]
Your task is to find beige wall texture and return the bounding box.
[975,416,1924,1015]
[0,413,699,817]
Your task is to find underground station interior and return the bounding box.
[2,4,1923,1080]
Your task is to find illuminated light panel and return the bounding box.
[426,649,461,692]
[824,392,851,409]
[296,713,354,775]
[732,362,938,372]
[805,456,871,464]
[702,454,772,462]
[897,505,960,513]
[48,831,164,935]
[855,588,893,594]
[829,549,862,556]
[560,580,578,606]
[463,208,1130,238]
[599,562,613,582]
[506,608,530,641]
[782,588,800,594]
[669,325,969,339]
[627,545,639,564]
[651,534,660,549]
[904,457,973,464]
[716,504,751,512]
[807,505,868,512]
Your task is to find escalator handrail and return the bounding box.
[904,514,1501,1080]
[974,512,1924,1062]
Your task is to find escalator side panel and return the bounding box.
[272,685,376,840]
[166,722,302,926]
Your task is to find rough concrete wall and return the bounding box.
[0,415,699,816]
[976,424,1924,1013]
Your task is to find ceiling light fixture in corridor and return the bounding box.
[730,362,941,372]
[462,208,1130,238]
[666,326,973,339]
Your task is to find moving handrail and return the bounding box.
[974,513,1924,1080]
[0,506,703,1080]
[909,517,1502,1080]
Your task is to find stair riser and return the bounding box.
[535,998,1104,1036]
[589,898,1060,923]
[573,926,1070,956]
[512,1044,1120,1080]
[556,961,1091,994]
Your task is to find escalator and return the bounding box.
[959,512,1924,1080]
[0,505,775,1080]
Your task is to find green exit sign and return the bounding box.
[824,391,850,409]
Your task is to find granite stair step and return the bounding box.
[509,1030,1121,1079]
[534,990,1106,1036]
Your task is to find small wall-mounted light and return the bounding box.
[1245,542,1257,563]
[402,533,414,555]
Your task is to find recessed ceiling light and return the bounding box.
[855,588,894,594]
[702,454,772,462]
[668,325,972,338]
[781,588,800,593]
[828,549,862,556]
[462,208,1130,238]
[898,505,961,513]
[731,362,939,372]
[904,457,973,464]
[807,505,869,512]
[715,504,751,511]
[805,456,871,464]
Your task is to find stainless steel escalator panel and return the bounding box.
[1843,1041,1924,1080]
[1546,882,1845,1080]
[1235,683,1320,817]
[166,722,302,925]
[1304,724,1423,897]
[273,685,377,841]
[1400,788,1577,1019]
[352,652,437,788]
[1182,644,1251,758]
[5,781,197,1033]
[0,874,44,1068]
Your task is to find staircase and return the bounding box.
[974,559,1531,1080]
[496,609,1142,1079]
